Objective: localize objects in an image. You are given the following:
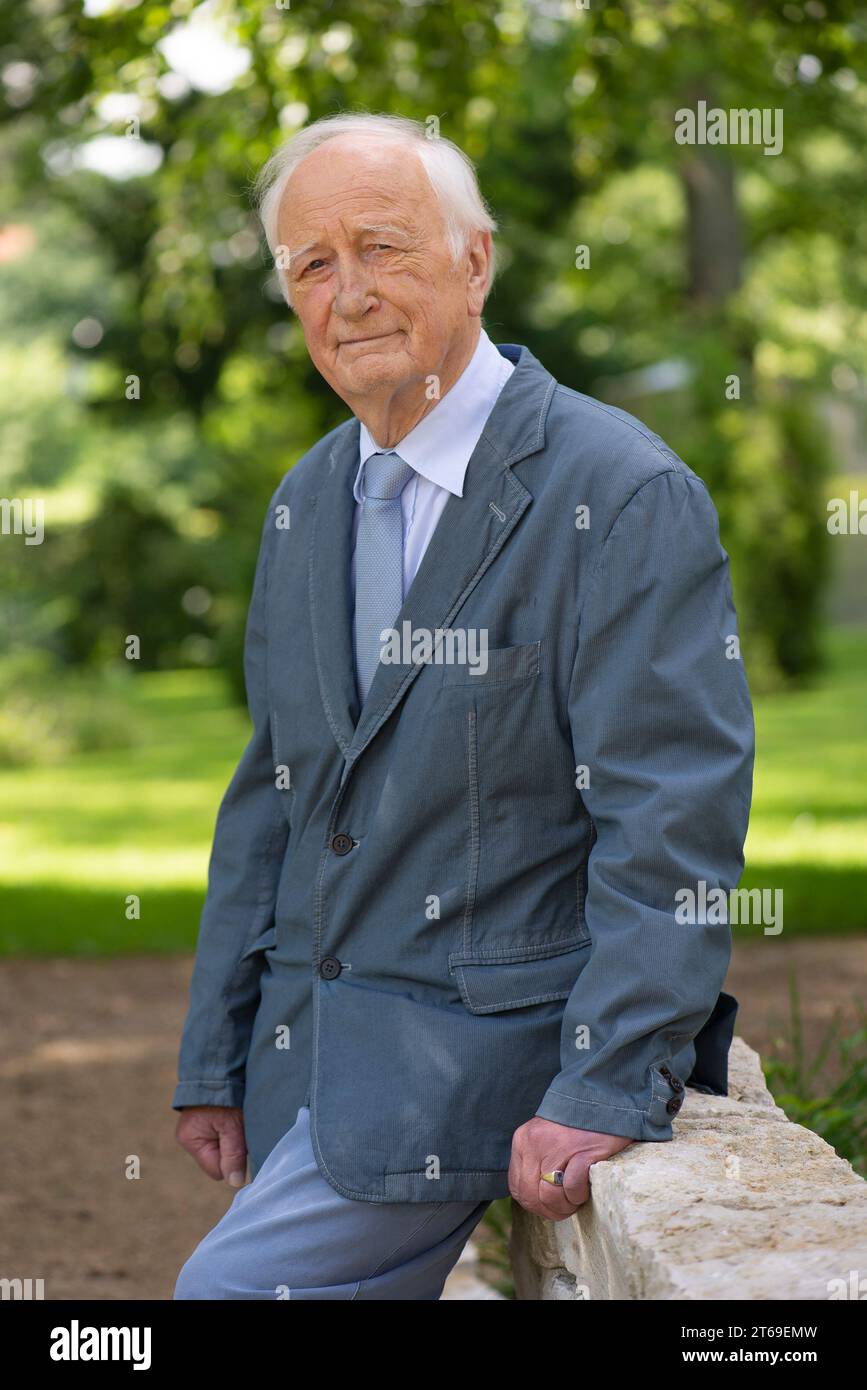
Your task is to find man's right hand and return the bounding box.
[175,1105,248,1187]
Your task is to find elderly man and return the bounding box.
[172,113,754,1300]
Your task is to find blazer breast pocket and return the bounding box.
[441,639,541,687]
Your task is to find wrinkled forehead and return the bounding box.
[277,136,441,240]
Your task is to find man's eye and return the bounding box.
[304,259,326,273]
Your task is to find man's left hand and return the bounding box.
[509,1117,634,1220]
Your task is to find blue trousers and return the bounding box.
[174,1106,491,1300]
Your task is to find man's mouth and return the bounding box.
[339,331,397,347]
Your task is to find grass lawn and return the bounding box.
[1,628,865,954]
[739,626,867,939]
[0,669,246,955]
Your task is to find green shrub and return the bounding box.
[0,655,138,766]
[763,974,867,1177]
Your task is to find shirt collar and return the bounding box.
[354,328,514,502]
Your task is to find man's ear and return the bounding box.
[466,230,493,316]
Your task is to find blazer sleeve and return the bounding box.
[172,492,289,1111]
[534,468,755,1141]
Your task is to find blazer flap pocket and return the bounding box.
[240,922,278,961]
[442,640,540,686]
[448,938,588,1014]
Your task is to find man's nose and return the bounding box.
[333,256,377,319]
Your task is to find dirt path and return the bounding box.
[2,938,865,1301]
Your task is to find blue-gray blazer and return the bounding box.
[173,342,755,1203]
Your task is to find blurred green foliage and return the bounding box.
[764,973,867,1175]
[1,0,866,703]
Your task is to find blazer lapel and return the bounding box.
[307,343,557,770]
[308,419,362,755]
[343,344,557,775]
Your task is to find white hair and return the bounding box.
[251,112,498,306]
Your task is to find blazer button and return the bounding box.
[666,1095,683,1115]
[330,832,353,855]
[319,956,342,980]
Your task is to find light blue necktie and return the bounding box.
[354,450,415,704]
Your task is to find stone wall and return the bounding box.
[510,1037,867,1300]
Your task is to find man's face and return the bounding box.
[276,136,486,407]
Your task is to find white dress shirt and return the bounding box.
[351,328,515,595]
